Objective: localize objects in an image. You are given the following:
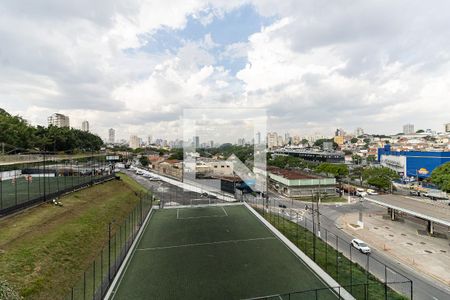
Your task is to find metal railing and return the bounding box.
[66,191,154,300]
[0,155,114,216]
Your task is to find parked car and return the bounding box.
[278,204,287,209]
[351,239,371,254]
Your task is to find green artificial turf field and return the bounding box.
[109,204,337,300]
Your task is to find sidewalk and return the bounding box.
[341,211,450,287]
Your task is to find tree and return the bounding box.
[416,129,424,133]
[0,279,22,300]
[315,163,348,178]
[362,167,399,190]
[139,156,149,167]
[430,162,450,192]
[350,137,358,144]
[168,148,183,160]
[352,154,362,164]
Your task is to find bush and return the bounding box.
[0,279,22,300]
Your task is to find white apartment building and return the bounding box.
[108,128,115,144]
[129,135,140,149]
[403,123,415,135]
[82,120,89,132]
[48,113,70,128]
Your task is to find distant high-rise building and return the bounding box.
[108,128,115,144]
[445,123,450,133]
[210,140,214,148]
[129,135,140,149]
[147,135,152,145]
[82,120,89,132]
[255,132,261,145]
[267,132,278,149]
[48,113,70,128]
[403,124,414,135]
[193,136,200,149]
[355,127,364,137]
[335,128,345,136]
[284,132,290,144]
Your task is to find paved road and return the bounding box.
[366,194,450,227]
[263,192,450,300]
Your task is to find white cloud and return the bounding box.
[1,0,450,141]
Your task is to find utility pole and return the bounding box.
[311,190,316,261]
[317,179,321,238]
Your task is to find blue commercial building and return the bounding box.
[378,145,450,179]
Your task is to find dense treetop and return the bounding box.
[0,108,103,153]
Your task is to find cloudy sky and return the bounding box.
[1,0,450,141]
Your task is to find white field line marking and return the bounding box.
[137,237,275,251]
[177,214,227,220]
[222,206,228,216]
[177,206,229,219]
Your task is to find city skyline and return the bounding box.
[1,1,450,140]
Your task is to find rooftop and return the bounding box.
[267,166,323,180]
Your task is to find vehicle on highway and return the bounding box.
[356,188,367,197]
[143,173,152,178]
[409,190,421,196]
[351,239,371,254]
[136,170,144,175]
[278,204,287,209]
[366,189,378,195]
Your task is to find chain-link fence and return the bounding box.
[0,154,114,216]
[66,191,155,300]
[246,195,412,300]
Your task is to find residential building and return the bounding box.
[108,128,115,144]
[193,136,200,149]
[335,128,345,137]
[129,135,140,149]
[355,127,364,137]
[267,132,278,149]
[445,123,450,133]
[82,120,89,132]
[403,124,415,135]
[333,135,344,146]
[255,132,261,145]
[48,113,70,128]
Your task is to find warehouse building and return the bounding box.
[378,145,450,179]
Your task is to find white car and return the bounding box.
[366,189,378,195]
[355,188,367,197]
[351,239,371,254]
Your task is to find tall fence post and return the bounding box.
[336,235,339,282]
[108,222,111,282]
[93,260,96,300]
[384,265,388,300]
[83,271,86,300]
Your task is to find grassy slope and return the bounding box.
[0,174,145,299]
[258,209,408,299]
